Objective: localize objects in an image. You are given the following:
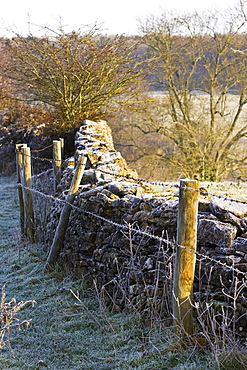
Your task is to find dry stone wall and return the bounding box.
[46,120,247,338]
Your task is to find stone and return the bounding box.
[75,120,115,150]
[80,169,97,184]
[74,120,137,178]
[210,196,247,218]
[231,237,247,254]
[240,218,247,232]
[79,185,105,199]
[198,218,237,248]
[107,181,138,196]
[148,199,178,218]
[198,199,211,213]
[132,210,149,222]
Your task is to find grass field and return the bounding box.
[0,176,246,369]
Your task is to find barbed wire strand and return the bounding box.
[20,150,181,188]
[19,149,247,206]
[31,144,53,153]
[184,186,247,205]
[18,183,247,279]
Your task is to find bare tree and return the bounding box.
[3,26,143,129]
[135,9,247,181]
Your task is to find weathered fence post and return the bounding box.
[59,137,64,159]
[44,155,87,271]
[21,146,35,242]
[53,140,62,194]
[16,143,27,236]
[173,179,199,336]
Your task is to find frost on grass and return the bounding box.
[0,285,36,353]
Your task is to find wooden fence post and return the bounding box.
[173,179,199,336]
[16,143,27,236]
[21,146,35,242]
[59,137,64,159]
[53,140,62,194]
[44,155,87,271]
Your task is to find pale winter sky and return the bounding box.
[0,0,239,37]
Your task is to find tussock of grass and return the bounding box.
[0,284,35,355]
[217,350,247,370]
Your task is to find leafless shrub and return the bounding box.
[95,227,175,328]
[92,226,247,366]
[192,266,247,368]
[0,285,36,354]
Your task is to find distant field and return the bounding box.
[200,181,247,202]
[112,92,247,182]
[147,92,247,126]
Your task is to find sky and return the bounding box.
[0,0,238,37]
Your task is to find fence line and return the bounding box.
[19,145,247,206]
[27,151,181,188]
[185,186,247,205]
[31,144,53,153]
[16,142,247,337]
[17,182,247,280]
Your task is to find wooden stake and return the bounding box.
[22,146,35,242]
[16,144,27,236]
[59,137,64,159]
[53,140,62,194]
[173,179,199,336]
[44,155,87,270]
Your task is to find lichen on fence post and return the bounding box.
[173,179,199,336]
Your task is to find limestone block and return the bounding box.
[210,196,247,218]
[198,218,237,248]
[232,237,247,254]
[198,199,211,213]
[107,181,138,196]
[132,210,149,222]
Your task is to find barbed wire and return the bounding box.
[95,168,180,188]
[31,144,53,153]
[184,186,247,205]
[18,183,247,279]
[19,148,247,207]
[20,149,181,188]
